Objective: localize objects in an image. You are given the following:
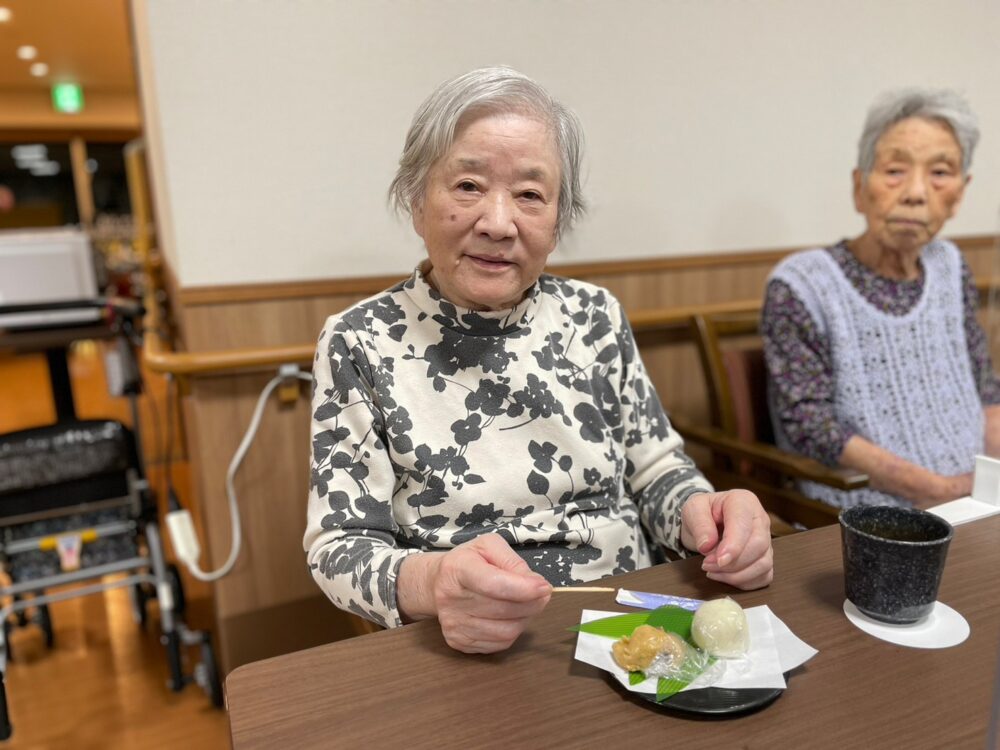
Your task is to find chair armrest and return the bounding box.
[670,415,868,491]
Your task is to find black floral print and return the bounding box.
[304,266,712,627]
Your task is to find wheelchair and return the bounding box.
[0,298,221,741]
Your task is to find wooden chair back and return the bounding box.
[684,311,845,531]
[691,311,773,462]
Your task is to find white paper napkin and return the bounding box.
[929,455,1000,525]
[573,605,816,694]
[927,497,1000,525]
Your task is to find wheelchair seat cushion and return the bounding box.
[0,420,132,495]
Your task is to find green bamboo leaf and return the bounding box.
[569,605,696,639]
[568,611,651,638]
[628,671,645,686]
[645,606,695,639]
[656,677,687,701]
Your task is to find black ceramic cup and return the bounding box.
[839,505,954,624]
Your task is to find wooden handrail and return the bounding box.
[144,338,315,376]
[141,291,314,376]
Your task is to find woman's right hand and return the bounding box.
[840,436,973,507]
[926,472,974,507]
[397,534,552,653]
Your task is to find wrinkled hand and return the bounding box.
[680,490,773,590]
[925,472,974,507]
[400,534,551,654]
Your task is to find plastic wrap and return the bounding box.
[611,624,713,682]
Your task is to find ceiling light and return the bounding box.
[0,8,12,23]
[29,161,61,177]
[17,46,37,61]
[11,144,47,162]
[29,62,48,77]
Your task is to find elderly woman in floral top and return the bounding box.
[763,89,1000,510]
[304,67,773,654]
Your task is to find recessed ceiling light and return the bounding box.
[11,144,47,159]
[0,8,12,23]
[29,161,61,177]
[29,62,48,77]
[12,144,47,167]
[17,46,37,61]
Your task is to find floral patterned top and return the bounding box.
[304,266,713,628]
[762,240,1000,465]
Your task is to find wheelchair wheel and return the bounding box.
[196,636,224,708]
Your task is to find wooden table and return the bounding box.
[226,516,1000,749]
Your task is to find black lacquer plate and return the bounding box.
[612,675,785,716]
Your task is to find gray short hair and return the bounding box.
[388,66,586,238]
[857,88,979,176]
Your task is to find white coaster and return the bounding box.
[843,600,969,649]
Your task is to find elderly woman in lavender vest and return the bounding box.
[305,67,774,654]
[763,89,1000,510]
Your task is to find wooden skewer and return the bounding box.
[550,586,616,593]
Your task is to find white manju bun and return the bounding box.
[691,597,750,657]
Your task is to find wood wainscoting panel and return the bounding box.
[183,373,316,617]
[173,234,996,323]
[173,234,997,357]
[173,260,781,354]
[178,292,374,353]
[181,372,377,671]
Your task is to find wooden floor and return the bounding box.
[0,342,230,749]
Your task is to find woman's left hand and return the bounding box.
[680,490,773,590]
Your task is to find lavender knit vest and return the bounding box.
[768,239,982,508]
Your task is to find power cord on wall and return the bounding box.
[166,363,312,582]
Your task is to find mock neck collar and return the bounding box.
[403,264,540,336]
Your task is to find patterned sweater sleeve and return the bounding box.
[612,301,714,554]
[303,317,418,629]
[761,278,855,465]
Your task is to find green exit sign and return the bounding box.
[51,83,84,114]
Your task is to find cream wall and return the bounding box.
[131,0,1000,288]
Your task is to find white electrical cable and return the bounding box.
[167,364,312,582]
